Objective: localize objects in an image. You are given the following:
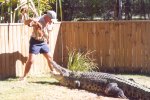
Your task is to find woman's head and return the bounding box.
[44,10,57,24]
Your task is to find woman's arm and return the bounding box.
[24,18,33,26]
[24,19,44,37]
[24,18,41,27]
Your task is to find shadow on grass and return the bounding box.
[0,77,20,82]
[31,81,60,86]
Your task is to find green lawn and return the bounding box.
[0,74,149,100]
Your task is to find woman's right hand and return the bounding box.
[24,19,42,29]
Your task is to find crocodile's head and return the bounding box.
[50,61,71,82]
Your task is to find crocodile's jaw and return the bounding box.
[50,61,71,84]
[50,61,71,79]
[50,73,64,82]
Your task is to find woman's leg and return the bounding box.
[43,53,59,74]
[42,53,53,71]
[20,53,35,80]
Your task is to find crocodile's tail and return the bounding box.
[115,77,150,100]
[124,84,150,100]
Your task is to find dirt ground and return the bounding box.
[0,74,149,100]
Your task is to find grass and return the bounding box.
[0,76,59,100]
[0,74,150,100]
[0,75,99,100]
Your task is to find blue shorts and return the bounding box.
[29,37,49,54]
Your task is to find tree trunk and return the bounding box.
[125,0,132,20]
[114,0,122,20]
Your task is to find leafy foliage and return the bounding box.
[1,0,150,22]
[62,0,150,21]
[0,0,18,22]
[0,0,5,2]
[33,0,55,15]
[67,50,98,72]
[0,0,57,22]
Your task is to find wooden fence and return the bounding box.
[0,21,150,79]
[60,21,150,74]
[0,23,61,79]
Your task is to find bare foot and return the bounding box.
[19,76,27,82]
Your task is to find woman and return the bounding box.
[20,10,59,81]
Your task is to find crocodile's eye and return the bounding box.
[74,80,80,87]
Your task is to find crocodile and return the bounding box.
[50,61,150,100]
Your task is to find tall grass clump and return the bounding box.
[67,50,98,72]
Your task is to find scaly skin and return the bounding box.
[50,61,150,100]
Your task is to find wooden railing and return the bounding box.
[0,21,150,79]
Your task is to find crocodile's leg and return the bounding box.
[105,83,127,99]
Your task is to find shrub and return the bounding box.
[67,50,98,72]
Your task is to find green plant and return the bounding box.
[67,50,98,72]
